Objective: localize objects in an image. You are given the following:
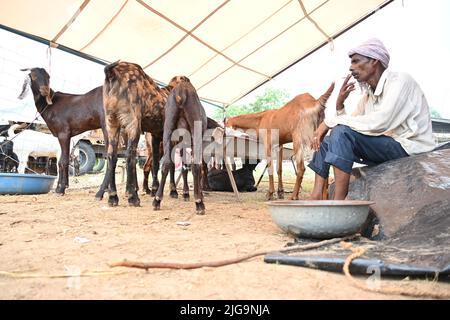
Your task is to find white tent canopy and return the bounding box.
[1,0,392,106]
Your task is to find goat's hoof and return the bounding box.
[151,183,159,196]
[169,190,179,199]
[183,193,190,201]
[289,195,299,200]
[108,195,119,207]
[152,198,161,211]
[277,191,285,199]
[265,192,275,201]
[196,202,205,215]
[55,187,65,195]
[95,191,104,201]
[144,188,151,195]
[128,196,140,207]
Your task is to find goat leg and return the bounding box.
[181,165,190,201]
[192,163,205,215]
[168,165,178,198]
[153,158,172,210]
[277,147,284,199]
[125,137,140,207]
[201,161,212,191]
[142,156,152,194]
[150,136,161,196]
[55,137,70,195]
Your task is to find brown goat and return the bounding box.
[102,61,183,206]
[226,83,335,200]
[18,68,109,196]
[153,77,207,214]
[142,117,219,195]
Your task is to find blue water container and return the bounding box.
[0,173,56,195]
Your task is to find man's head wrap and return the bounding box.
[348,38,390,69]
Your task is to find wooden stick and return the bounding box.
[109,234,360,270]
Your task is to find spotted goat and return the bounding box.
[102,61,183,206]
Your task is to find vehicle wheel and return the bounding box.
[92,157,105,173]
[77,141,96,175]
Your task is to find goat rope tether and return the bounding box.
[343,246,450,299]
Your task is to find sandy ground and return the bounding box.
[1,165,449,300]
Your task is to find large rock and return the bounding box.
[347,144,450,238]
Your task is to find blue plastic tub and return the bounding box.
[0,173,56,195]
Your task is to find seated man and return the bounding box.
[309,38,436,200]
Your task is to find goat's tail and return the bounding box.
[103,61,124,97]
[317,82,335,108]
[104,60,120,75]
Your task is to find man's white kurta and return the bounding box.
[324,70,436,155]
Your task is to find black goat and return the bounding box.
[207,162,259,192]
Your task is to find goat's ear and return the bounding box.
[20,68,31,72]
[17,76,30,100]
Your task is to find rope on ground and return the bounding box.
[343,246,450,299]
[109,234,360,270]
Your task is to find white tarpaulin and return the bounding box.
[0,0,392,106]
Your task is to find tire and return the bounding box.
[77,141,96,175]
[92,157,106,173]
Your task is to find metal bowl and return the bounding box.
[267,200,374,239]
[0,173,56,195]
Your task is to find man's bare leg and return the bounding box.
[333,167,351,200]
[310,173,327,200]
[322,179,329,200]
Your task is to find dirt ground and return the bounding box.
[1,166,449,300]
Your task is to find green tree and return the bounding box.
[212,88,290,120]
[430,108,442,119]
